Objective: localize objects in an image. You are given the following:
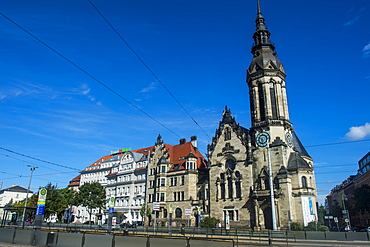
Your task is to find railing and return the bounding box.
[1,224,369,247]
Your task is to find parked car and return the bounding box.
[83,221,94,225]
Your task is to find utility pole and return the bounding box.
[22,165,38,228]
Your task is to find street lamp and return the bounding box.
[22,165,38,228]
[267,146,277,230]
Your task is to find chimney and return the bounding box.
[190,136,197,148]
[179,138,186,145]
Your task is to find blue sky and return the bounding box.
[0,0,369,205]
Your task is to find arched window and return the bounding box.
[302,176,307,189]
[163,209,168,218]
[228,176,233,199]
[226,159,235,170]
[236,181,241,198]
[175,208,182,218]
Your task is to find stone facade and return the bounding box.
[207,2,318,230]
[147,135,208,227]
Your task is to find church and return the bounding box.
[207,1,318,230]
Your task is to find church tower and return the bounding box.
[208,0,318,230]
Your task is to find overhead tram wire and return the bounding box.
[0,152,66,173]
[0,147,80,171]
[0,12,182,139]
[306,138,370,148]
[87,0,212,140]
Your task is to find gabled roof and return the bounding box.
[0,185,31,194]
[164,141,207,172]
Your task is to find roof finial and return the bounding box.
[257,0,261,15]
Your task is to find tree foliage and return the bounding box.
[74,182,106,210]
[43,183,75,221]
[140,201,151,218]
[11,184,76,222]
[317,205,326,225]
[353,184,370,213]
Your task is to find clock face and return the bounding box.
[256,132,270,147]
[286,132,293,147]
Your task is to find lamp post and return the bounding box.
[22,165,38,228]
[267,146,277,230]
[342,194,351,231]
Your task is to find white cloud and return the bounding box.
[82,88,91,95]
[362,43,370,57]
[345,122,370,140]
[344,15,360,26]
[140,82,157,93]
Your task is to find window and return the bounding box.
[173,192,177,201]
[163,209,168,218]
[181,191,184,201]
[302,176,307,189]
[175,208,182,218]
[226,159,235,170]
[174,177,177,186]
[181,176,185,185]
[170,178,174,186]
[160,178,165,187]
[236,181,241,198]
[160,193,165,202]
[161,166,166,173]
[228,177,233,199]
[221,183,226,200]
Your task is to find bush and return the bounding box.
[290,222,303,231]
[305,222,329,231]
[200,217,220,228]
[318,225,329,231]
[306,221,317,231]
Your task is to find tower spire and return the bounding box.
[253,0,272,48]
[257,0,262,18]
[247,0,290,128]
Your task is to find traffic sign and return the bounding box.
[185,209,192,216]
[153,202,160,211]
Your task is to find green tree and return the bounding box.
[140,200,151,225]
[317,204,326,225]
[44,184,76,222]
[74,182,106,224]
[353,184,370,213]
[11,193,38,222]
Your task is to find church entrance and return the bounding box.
[263,207,272,230]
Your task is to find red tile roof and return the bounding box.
[165,141,208,171]
[68,174,81,187]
